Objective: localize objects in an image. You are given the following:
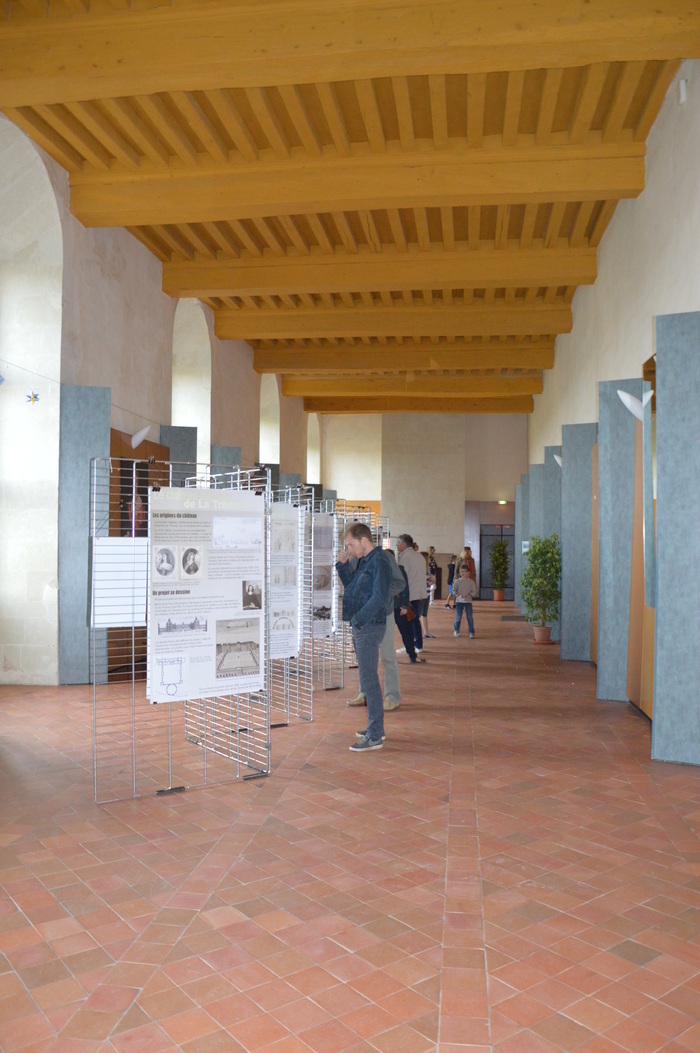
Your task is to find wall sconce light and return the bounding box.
[497,499,507,505]
[553,454,562,467]
[130,425,152,449]
[617,389,653,422]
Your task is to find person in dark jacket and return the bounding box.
[336,522,393,751]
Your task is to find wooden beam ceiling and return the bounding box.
[0,0,693,415]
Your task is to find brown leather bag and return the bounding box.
[405,602,416,622]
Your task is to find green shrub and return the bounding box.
[520,534,561,626]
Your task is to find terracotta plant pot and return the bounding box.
[532,624,552,644]
[493,589,505,602]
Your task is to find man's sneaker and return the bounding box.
[383,698,400,711]
[415,647,422,654]
[346,693,367,706]
[349,735,383,751]
[396,646,406,654]
[454,631,460,637]
[355,730,386,740]
[469,632,475,638]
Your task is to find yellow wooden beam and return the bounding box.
[215,302,571,340]
[283,375,543,397]
[1,1,698,106]
[254,343,555,374]
[70,147,644,226]
[304,396,535,414]
[163,245,597,298]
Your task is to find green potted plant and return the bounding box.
[519,533,561,642]
[489,538,510,601]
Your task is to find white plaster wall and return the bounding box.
[211,335,260,466]
[279,392,307,476]
[530,61,700,462]
[320,414,382,501]
[306,413,321,484]
[60,196,175,437]
[381,413,526,552]
[172,298,211,464]
[0,119,62,683]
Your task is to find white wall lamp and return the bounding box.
[617,390,653,422]
[130,425,152,449]
[553,454,562,467]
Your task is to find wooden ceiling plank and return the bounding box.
[245,86,290,159]
[131,94,194,163]
[65,99,141,168]
[170,90,228,161]
[69,149,646,226]
[3,105,83,169]
[152,224,194,259]
[358,209,382,253]
[588,198,617,246]
[215,300,572,340]
[202,221,241,256]
[633,59,680,140]
[441,207,455,251]
[387,209,408,253]
[3,3,700,107]
[355,79,386,152]
[467,73,486,148]
[520,203,538,248]
[284,374,542,397]
[569,199,596,247]
[35,103,113,170]
[180,223,216,257]
[503,69,525,147]
[254,343,555,374]
[429,74,448,149]
[126,224,169,260]
[543,202,566,248]
[467,206,480,250]
[316,81,351,157]
[602,61,646,143]
[207,88,259,162]
[254,217,287,256]
[392,75,415,149]
[569,64,609,144]
[307,213,335,254]
[276,215,310,255]
[494,205,510,249]
[331,212,358,254]
[536,67,563,146]
[224,219,262,257]
[304,396,534,414]
[277,84,322,158]
[414,208,431,251]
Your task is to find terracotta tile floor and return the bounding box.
[1,602,699,1053]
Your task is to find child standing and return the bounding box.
[453,565,478,638]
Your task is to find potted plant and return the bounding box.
[519,533,561,643]
[489,538,510,601]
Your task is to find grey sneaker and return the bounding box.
[396,646,406,654]
[453,631,460,637]
[346,693,367,706]
[355,730,386,740]
[469,633,475,638]
[349,735,383,751]
[383,698,400,711]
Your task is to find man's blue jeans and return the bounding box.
[352,622,386,742]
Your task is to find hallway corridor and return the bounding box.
[1,603,699,1052]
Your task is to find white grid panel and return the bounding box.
[90,457,271,803]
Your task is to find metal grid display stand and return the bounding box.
[268,487,314,726]
[312,508,345,690]
[90,457,272,804]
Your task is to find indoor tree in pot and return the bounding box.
[519,533,561,643]
[489,538,510,601]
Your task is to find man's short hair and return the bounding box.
[398,533,414,547]
[345,522,373,543]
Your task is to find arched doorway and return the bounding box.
[172,299,212,465]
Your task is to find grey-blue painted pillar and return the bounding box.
[279,472,302,489]
[528,464,545,538]
[652,311,700,765]
[515,474,530,607]
[596,378,645,701]
[514,482,522,606]
[560,423,598,661]
[160,425,197,485]
[58,384,111,684]
[211,445,242,479]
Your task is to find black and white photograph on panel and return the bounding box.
[157,615,208,635]
[313,564,332,591]
[154,546,176,577]
[180,545,203,580]
[271,564,297,587]
[215,617,261,679]
[242,581,262,610]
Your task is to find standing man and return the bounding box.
[336,523,393,752]
[396,533,428,655]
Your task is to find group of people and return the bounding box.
[336,526,479,753]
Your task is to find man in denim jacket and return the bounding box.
[336,522,393,751]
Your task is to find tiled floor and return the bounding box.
[1,602,699,1053]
